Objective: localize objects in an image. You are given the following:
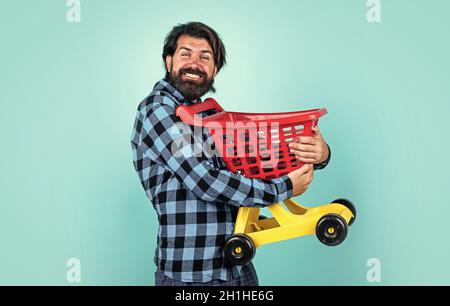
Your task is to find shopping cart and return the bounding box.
[176,98,356,266]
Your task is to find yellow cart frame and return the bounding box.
[224,198,356,265]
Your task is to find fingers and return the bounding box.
[295,163,313,175]
[294,136,316,145]
[303,164,314,176]
[304,165,314,185]
[294,155,318,164]
[289,142,316,153]
[305,168,314,181]
[291,150,316,158]
[312,125,321,136]
[304,163,313,171]
[288,131,327,164]
[289,143,320,163]
[298,157,318,164]
[301,164,313,174]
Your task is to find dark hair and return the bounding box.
[162,22,227,77]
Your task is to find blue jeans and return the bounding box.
[155,263,259,286]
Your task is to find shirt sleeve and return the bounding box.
[135,100,293,207]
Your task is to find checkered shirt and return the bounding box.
[130,79,329,282]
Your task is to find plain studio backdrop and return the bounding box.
[1,0,449,285]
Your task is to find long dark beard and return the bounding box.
[168,66,216,101]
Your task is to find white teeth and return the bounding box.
[185,73,200,79]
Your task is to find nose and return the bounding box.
[186,60,202,71]
[185,56,205,71]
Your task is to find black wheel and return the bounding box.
[316,214,348,246]
[224,234,256,266]
[332,198,356,226]
[258,215,268,220]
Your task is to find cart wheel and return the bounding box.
[224,234,256,266]
[332,198,356,226]
[316,214,348,246]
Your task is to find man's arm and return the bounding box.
[134,100,293,207]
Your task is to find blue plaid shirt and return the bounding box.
[130,79,328,282]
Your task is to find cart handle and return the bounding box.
[176,98,224,125]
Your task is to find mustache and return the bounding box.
[178,67,207,79]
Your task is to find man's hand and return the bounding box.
[287,164,314,197]
[288,126,329,164]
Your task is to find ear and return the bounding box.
[165,56,172,72]
[213,66,218,78]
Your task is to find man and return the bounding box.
[130,22,330,286]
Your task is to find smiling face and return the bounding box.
[165,35,217,101]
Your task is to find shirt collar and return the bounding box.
[153,79,202,105]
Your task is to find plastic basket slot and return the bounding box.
[273,150,283,158]
[239,131,253,142]
[226,147,235,157]
[257,131,266,140]
[266,175,276,179]
[246,157,257,165]
[249,166,260,176]
[259,148,269,155]
[245,144,254,154]
[295,125,304,131]
[232,158,242,167]
[259,147,270,155]
[278,161,287,169]
[223,133,234,144]
[263,167,274,173]
[261,154,272,161]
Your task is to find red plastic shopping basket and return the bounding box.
[176,98,327,180]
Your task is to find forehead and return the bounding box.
[176,35,213,52]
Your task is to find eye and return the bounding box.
[201,55,210,60]
[181,52,190,57]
